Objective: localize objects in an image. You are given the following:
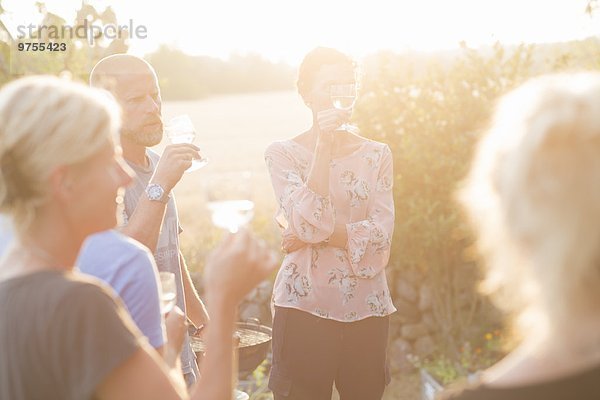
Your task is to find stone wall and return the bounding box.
[388,269,437,374]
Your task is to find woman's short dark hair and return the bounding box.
[297,47,356,103]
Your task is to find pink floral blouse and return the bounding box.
[265,139,396,322]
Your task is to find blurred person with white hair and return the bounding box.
[442,73,600,399]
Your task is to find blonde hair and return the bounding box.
[0,76,121,235]
[459,73,600,336]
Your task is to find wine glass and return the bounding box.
[206,171,254,233]
[159,271,177,314]
[330,83,357,132]
[164,114,209,172]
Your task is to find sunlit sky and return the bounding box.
[1,0,598,65]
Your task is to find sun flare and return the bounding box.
[1,0,596,64]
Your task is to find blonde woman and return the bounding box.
[0,76,277,400]
[443,73,600,399]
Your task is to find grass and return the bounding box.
[333,372,422,400]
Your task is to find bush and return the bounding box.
[354,40,600,377]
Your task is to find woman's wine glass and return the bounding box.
[206,171,254,233]
[159,271,177,315]
[164,114,209,172]
[330,83,357,132]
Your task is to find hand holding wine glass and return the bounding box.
[163,305,186,367]
[164,114,209,172]
[330,83,357,132]
[206,171,254,233]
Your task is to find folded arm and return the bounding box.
[345,145,395,278]
[265,142,336,244]
[281,145,395,278]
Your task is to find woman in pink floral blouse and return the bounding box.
[265,47,396,400]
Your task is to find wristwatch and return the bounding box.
[145,183,170,204]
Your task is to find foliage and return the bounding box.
[246,359,273,400]
[587,0,599,16]
[0,2,128,82]
[354,40,600,376]
[410,329,506,385]
[0,2,295,98]
[146,46,295,100]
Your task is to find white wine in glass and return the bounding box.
[164,114,209,172]
[208,200,254,233]
[206,171,254,233]
[159,271,177,314]
[330,83,357,132]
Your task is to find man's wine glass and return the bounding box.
[330,83,357,132]
[206,171,254,233]
[164,114,209,172]
[159,271,177,315]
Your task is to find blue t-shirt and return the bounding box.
[77,230,166,349]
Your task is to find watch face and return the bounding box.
[148,184,163,200]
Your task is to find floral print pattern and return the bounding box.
[366,291,390,316]
[344,311,358,321]
[265,139,396,322]
[311,246,320,269]
[328,267,358,304]
[376,174,392,192]
[282,262,311,303]
[341,170,370,208]
[315,308,330,318]
[363,147,383,169]
[356,266,376,279]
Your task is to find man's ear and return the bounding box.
[48,165,74,201]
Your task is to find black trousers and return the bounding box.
[269,307,390,400]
